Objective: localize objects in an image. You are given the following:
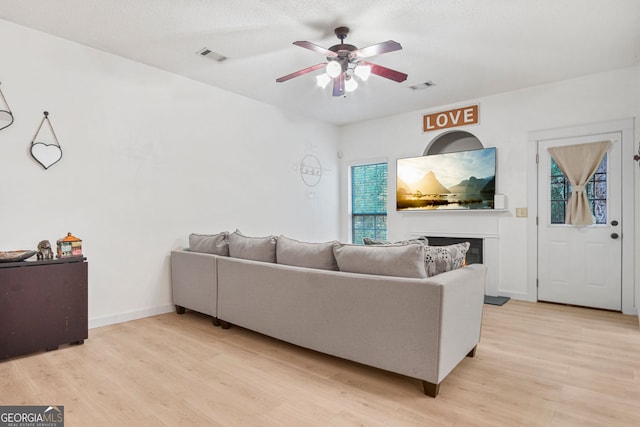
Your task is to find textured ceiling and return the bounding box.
[1,0,639,125]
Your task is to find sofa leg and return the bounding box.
[422,381,440,398]
[220,320,231,330]
[175,305,186,315]
[466,346,477,358]
[212,317,221,327]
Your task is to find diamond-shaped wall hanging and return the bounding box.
[0,82,14,131]
[30,111,62,170]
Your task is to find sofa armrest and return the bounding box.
[426,263,487,382]
[170,250,218,317]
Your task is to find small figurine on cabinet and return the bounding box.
[36,240,54,260]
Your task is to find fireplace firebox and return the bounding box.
[423,236,483,265]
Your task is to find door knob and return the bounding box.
[611,220,619,226]
[611,233,619,239]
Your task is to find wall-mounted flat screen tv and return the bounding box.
[396,147,496,211]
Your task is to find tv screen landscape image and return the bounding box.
[396,147,496,210]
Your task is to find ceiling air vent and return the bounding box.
[409,81,436,90]
[196,47,227,63]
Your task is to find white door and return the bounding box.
[537,133,622,310]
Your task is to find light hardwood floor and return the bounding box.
[1,300,639,426]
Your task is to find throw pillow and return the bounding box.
[332,243,427,279]
[424,242,470,277]
[228,230,277,263]
[276,235,339,271]
[189,232,229,256]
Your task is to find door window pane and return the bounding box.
[550,154,607,224]
[550,201,566,224]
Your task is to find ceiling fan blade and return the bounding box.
[293,41,337,57]
[361,61,408,82]
[354,40,402,58]
[332,74,345,96]
[276,63,327,83]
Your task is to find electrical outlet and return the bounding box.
[516,207,528,218]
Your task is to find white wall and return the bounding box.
[338,66,640,307]
[0,20,340,327]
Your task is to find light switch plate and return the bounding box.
[516,207,528,218]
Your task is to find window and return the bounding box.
[550,154,607,224]
[351,162,387,244]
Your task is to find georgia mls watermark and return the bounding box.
[0,406,64,427]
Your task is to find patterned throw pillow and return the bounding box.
[424,242,470,277]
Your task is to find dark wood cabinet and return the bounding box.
[0,258,88,360]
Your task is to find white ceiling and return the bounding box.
[1,0,639,126]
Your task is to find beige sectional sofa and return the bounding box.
[170,231,487,397]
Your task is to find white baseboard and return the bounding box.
[89,304,175,329]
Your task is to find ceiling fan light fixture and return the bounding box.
[345,76,358,92]
[276,27,407,97]
[316,73,332,88]
[326,61,342,78]
[354,64,371,81]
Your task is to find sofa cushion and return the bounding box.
[189,232,229,256]
[424,242,470,277]
[332,243,427,278]
[363,236,429,246]
[228,230,277,263]
[276,235,339,271]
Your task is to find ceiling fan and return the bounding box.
[276,27,408,96]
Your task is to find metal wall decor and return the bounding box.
[299,154,322,187]
[30,111,63,170]
[0,82,14,131]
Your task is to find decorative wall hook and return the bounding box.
[0,82,14,131]
[30,111,63,170]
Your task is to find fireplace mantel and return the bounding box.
[411,231,498,239]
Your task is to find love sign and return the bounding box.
[423,105,479,132]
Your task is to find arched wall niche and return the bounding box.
[423,130,484,155]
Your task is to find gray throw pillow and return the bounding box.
[276,235,339,271]
[228,230,277,263]
[332,243,427,278]
[189,232,229,256]
[424,242,470,277]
